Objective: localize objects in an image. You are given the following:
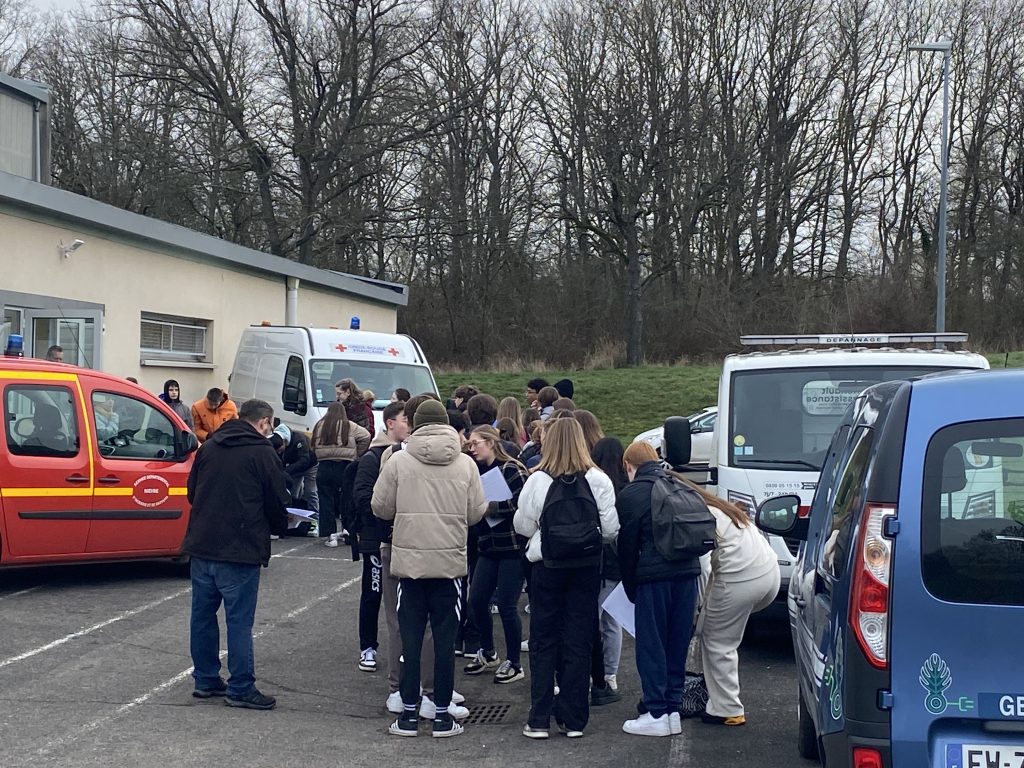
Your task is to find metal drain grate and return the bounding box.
[462,703,512,725]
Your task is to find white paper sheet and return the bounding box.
[601,582,636,638]
[480,467,513,503]
[286,506,316,520]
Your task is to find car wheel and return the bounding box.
[797,688,819,761]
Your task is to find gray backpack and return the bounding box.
[644,474,717,560]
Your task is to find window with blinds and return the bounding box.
[140,313,209,360]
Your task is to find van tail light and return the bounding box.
[853,747,884,768]
[849,503,896,670]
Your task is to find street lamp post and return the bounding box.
[910,39,953,336]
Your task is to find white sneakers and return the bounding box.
[419,694,469,720]
[669,712,682,735]
[520,639,530,653]
[359,648,377,672]
[386,691,403,714]
[324,533,340,548]
[623,712,672,737]
[387,689,466,715]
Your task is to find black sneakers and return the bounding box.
[224,688,276,710]
[432,713,464,738]
[389,711,419,737]
[192,679,228,699]
[591,684,623,706]
[464,650,500,675]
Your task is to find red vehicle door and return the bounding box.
[83,383,191,555]
[1,372,92,559]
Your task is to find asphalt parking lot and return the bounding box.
[0,539,814,768]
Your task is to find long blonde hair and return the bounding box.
[572,409,604,452]
[497,397,526,442]
[471,425,525,470]
[535,418,595,477]
[623,441,748,528]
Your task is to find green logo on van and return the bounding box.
[920,653,953,714]
[919,653,976,715]
[823,627,844,720]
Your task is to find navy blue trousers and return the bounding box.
[634,578,698,718]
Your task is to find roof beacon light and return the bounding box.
[740,332,968,347]
[350,316,360,330]
[4,333,25,357]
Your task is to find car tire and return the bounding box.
[797,688,819,761]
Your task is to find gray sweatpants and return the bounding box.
[699,568,780,717]
[381,544,433,696]
[598,580,623,677]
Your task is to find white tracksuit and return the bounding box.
[698,510,780,717]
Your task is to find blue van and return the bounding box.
[756,369,1024,767]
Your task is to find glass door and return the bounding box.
[25,309,103,369]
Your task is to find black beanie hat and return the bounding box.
[554,379,575,399]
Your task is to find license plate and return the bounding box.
[947,744,1024,768]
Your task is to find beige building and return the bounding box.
[0,169,407,402]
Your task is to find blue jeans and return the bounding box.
[468,555,524,667]
[634,578,698,718]
[190,557,261,697]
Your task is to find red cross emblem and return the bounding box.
[387,347,400,356]
[335,343,347,352]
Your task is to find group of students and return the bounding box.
[304,377,782,740]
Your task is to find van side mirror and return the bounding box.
[177,430,200,458]
[662,416,692,468]
[756,494,808,540]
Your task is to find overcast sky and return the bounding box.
[30,0,88,14]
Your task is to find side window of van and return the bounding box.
[922,421,1024,606]
[282,356,307,415]
[5,385,80,458]
[804,425,850,548]
[92,392,176,460]
[817,427,874,580]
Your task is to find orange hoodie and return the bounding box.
[191,393,239,442]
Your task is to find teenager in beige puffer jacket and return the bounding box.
[371,399,486,739]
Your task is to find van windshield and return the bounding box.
[308,360,436,406]
[729,366,965,471]
[922,419,1024,606]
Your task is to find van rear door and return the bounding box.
[890,379,1024,767]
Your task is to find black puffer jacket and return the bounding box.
[353,436,401,554]
[183,419,290,566]
[280,431,316,479]
[616,461,700,601]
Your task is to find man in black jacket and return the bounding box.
[617,444,701,737]
[183,398,289,711]
[270,424,316,500]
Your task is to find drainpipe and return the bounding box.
[286,277,299,325]
[33,101,41,182]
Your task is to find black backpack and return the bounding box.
[643,474,717,560]
[540,472,603,568]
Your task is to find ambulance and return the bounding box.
[0,337,198,567]
[228,323,438,436]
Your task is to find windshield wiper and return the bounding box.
[737,458,820,470]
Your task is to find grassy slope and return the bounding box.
[436,364,722,444]
[437,352,1023,444]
